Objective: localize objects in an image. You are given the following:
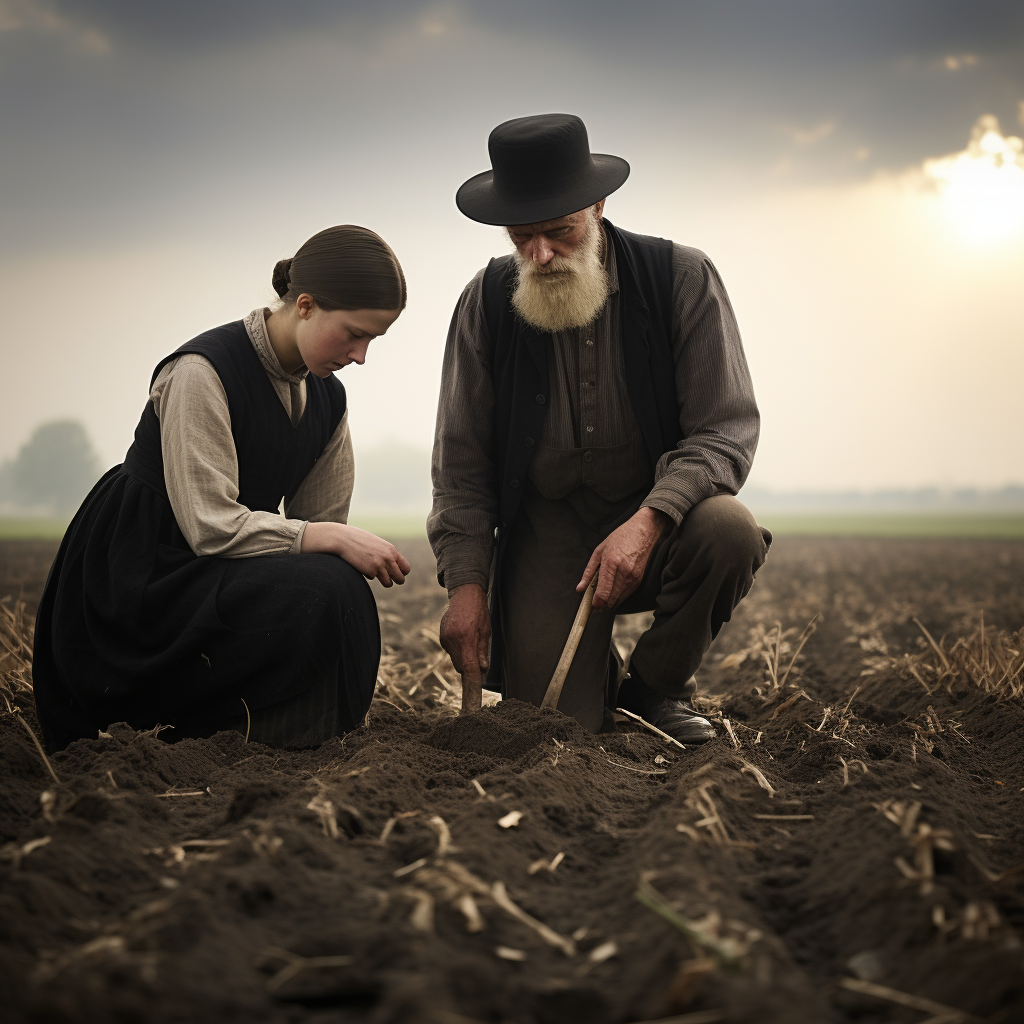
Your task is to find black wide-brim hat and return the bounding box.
[456,113,630,226]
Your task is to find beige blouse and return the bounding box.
[150,308,354,558]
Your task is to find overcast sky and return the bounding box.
[1,0,1022,492]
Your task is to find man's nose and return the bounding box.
[530,236,555,265]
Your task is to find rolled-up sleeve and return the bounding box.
[427,271,500,592]
[641,244,760,524]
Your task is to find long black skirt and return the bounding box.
[33,466,380,751]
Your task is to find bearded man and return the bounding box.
[428,113,771,744]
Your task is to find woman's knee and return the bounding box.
[287,554,377,616]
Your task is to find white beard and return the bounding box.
[510,214,609,333]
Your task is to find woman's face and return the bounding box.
[295,303,402,378]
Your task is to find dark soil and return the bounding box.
[2,537,1023,1024]
[0,540,60,619]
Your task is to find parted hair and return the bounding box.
[272,225,407,311]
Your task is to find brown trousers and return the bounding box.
[498,492,771,732]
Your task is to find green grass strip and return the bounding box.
[346,514,427,538]
[0,518,69,540]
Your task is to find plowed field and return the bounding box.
[2,537,1022,1024]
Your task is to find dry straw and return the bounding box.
[720,616,817,697]
[1,599,62,784]
[903,616,1023,701]
[1,598,35,710]
[635,872,758,969]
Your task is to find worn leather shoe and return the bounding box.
[615,670,717,745]
[648,698,716,745]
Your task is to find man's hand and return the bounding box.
[577,507,672,610]
[301,523,411,587]
[439,583,491,714]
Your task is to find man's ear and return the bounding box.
[594,199,607,219]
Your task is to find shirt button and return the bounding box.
[585,478,594,487]
[586,339,594,347]
[524,437,534,448]
[510,478,520,488]
[535,394,546,405]
[586,425,594,433]
[583,452,593,463]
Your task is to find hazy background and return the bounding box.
[1,1,1023,521]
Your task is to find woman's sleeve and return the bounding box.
[152,355,310,557]
[284,409,354,525]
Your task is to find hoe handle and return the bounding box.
[540,578,598,711]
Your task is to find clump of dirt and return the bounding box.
[2,538,1023,1023]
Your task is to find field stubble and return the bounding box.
[1,537,1023,1024]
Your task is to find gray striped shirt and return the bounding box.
[428,233,759,592]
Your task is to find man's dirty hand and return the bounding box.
[578,507,672,610]
[440,583,490,713]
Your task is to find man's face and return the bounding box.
[505,202,610,333]
[506,199,606,271]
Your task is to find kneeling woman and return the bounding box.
[34,225,411,751]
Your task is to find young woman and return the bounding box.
[33,225,411,751]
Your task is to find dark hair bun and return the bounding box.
[271,226,407,312]
[272,257,293,298]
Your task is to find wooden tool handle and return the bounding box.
[540,578,597,711]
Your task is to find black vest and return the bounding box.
[123,320,346,513]
[481,218,678,536]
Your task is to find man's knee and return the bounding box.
[677,495,770,573]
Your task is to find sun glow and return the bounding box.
[924,116,1024,242]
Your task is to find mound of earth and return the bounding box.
[1,537,1023,1023]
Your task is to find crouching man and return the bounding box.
[428,113,771,744]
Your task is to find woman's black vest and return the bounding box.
[124,320,346,513]
[481,218,678,538]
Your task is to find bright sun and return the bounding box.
[924,115,1024,242]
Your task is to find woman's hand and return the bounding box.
[301,522,411,587]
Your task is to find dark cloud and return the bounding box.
[52,0,401,48]
[1,0,1022,259]
[54,0,1024,59]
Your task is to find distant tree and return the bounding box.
[11,420,102,516]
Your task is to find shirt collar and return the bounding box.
[243,308,309,386]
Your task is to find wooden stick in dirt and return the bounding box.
[459,668,484,714]
[614,707,687,751]
[838,978,977,1022]
[540,578,597,711]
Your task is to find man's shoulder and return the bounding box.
[670,242,712,275]
[610,223,710,272]
[457,266,488,312]
[611,222,674,249]
[446,268,491,351]
[477,254,515,290]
